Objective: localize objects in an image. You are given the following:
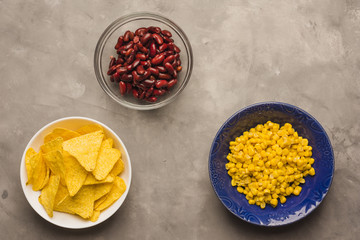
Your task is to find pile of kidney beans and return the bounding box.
[107,26,182,102]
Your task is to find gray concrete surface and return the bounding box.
[1,0,360,239]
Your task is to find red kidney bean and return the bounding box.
[176,66,182,72]
[145,87,154,98]
[146,96,158,102]
[139,89,145,99]
[148,26,161,33]
[116,66,128,75]
[136,65,145,75]
[110,75,114,82]
[142,70,151,80]
[156,65,167,73]
[161,29,172,37]
[172,61,178,69]
[126,53,135,65]
[116,57,124,64]
[113,71,121,82]
[131,58,140,69]
[139,46,148,54]
[107,65,117,75]
[133,44,138,52]
[123,41,134,50]
[126,83,132,93]
[125,48,134,57]
[133,35,140,44]
[152,33,163,45]
[137,83,146,90]
[153,89,166,96]
[158,73,172,80]
[158,43,168,52]
[163,55,175,65]
[119,81,126,95]
[109,56,116,68]
[148,67,159,76]
[174,45,181,53]
[164,62,176,75]
[151,54,165,65]
[143,79,155,88]
[149,42,156,58]
[135,27,147,36]
[115,36,123,49]
[132,71,141,83]
[132,89,139,98]
[136,53,146,60]
[140,33,152,45]
[167,79,178,89]
[120,74,133,82]
[140,60,148,67]
[155,80,168,88]
[162,50,173,58]
[163,36,174,43]
[123,30,131,42]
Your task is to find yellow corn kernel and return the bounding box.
[293,186,302,196]
[285,187,294,195]
[280,196,287,204]
[270,198,278,208]
[309,167,315,176]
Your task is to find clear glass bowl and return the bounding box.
[94,12,193,110]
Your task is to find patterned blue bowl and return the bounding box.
[209,102,334,226]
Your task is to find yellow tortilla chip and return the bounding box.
[84,173,114,185]
[39,174,60,217]
[54,185,95,219]
[109,159,125,177]
[62,131,104,172]
[93,138,121,180]
[42,150,66,186]
[54,184,70,207]
[44,128,80,143]
[94,194,107,209]
[76,124,104,135]
[41,137,63,154]
[95,177,126,211]
[31,153,50,191]
[63,151,88,196]
[93,183,114,201]
[89,210,100,222]
[25,148,37,185]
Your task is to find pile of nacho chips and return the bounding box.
[25,124,126,222]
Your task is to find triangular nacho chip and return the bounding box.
[62,131,104,172]
[39,174,60,217]
[92,138,121,180]
[76,124,104,135]
[95,177,126,211]
[44,128,80,143]
[42,150,66,186]
[63,151,88,196]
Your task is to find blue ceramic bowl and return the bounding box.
[209,102,334,226]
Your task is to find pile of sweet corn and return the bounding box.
[226,121,315,209]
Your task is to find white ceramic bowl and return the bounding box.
[20,117,132,229]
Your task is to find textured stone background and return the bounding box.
[1,0,359,239]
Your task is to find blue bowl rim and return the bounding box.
[208,101,335,226]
